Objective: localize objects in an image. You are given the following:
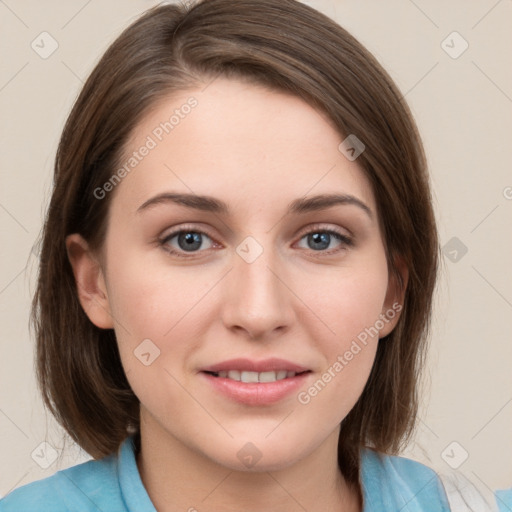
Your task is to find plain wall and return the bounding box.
[1,0,511,505]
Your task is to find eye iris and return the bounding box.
[178,232,202,251]
[172,231,338,253]
[308,232,331,250]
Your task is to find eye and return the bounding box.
[160,228,215,256]
[296,228,353,253]
[158,225,353,258]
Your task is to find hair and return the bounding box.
[32,0,438,488]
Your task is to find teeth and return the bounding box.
[241,371,259,383]
[214,370,297,382]
[259,371,277,383]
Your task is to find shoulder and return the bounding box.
[495,488,512,512]
[360,448,450,511]
[0,451,124,512]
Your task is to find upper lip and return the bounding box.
[201,358,310,373]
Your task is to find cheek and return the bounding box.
[295,258,388,399]
[102,251,225,399]
[105,252,219,341]
[104,260,209,407]
[301,260,389,347]
[292,271,386,426]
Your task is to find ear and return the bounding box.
[65,233,114,329]
[378,254,408,338]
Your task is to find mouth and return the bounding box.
[199,358,312,405]
[202,369,311,383]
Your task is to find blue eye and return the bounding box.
[297,230,352,252]
[161,230,214,255]
[159,226,352,258]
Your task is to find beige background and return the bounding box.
[1,0,511,506]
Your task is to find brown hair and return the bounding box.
[32,0,438,487]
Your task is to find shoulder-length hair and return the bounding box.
[32,0,438,486]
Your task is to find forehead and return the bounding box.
[111,77,376,218]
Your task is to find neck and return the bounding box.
[135,411,361,512]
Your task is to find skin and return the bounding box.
[66,78,407,512]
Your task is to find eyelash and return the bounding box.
[158,223,353,259]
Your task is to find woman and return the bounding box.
[0,0,450,510]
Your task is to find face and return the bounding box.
[67,78,404,472]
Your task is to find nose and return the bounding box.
[220,243,296,340]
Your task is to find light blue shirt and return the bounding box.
[0,435,451,511]
[495,489,512,512]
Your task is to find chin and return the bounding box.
[201,435,311,473]
[218,451,301,473]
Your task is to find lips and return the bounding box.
[201,357,310,374]
[199,358,312,405]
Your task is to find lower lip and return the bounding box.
[201,372,311,405]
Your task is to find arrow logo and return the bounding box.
[134,339,161,366]
[236,236,263,263]
[441,441,468,469]
[237,442,263,468]
[441,31,468,59]
[442,236,467,263]
[339,134,365,161]
[31,441,59,469]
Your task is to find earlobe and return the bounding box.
[379,255,409,338]
[65,233,114,329]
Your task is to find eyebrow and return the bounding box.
[137,192,373,218]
